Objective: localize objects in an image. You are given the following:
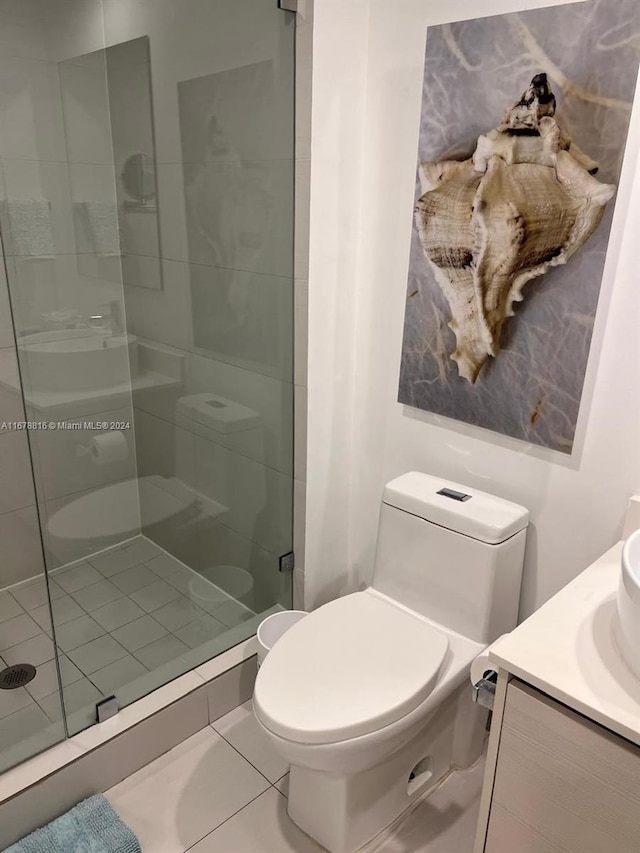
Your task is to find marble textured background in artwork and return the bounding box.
[398,0,640,453]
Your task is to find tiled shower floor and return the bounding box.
[0,536,256,769]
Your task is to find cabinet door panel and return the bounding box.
[485,681,640,853]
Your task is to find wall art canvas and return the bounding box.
[398,0,640,452]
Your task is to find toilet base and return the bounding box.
[287,683,487,853]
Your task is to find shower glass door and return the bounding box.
[0,261,66,774]
[0,0,295,745]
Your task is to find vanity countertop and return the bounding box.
[490,541,640,748]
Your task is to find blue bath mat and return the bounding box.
[4,794,141,853]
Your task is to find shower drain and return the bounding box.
[0,664,36,690]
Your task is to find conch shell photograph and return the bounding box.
[398,0,640,453]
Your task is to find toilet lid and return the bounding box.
[47,476,195,543]
[253,592,449,745]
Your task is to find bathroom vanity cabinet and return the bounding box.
[475,677,640,852]
[473,542,640,853]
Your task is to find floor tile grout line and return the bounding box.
[0,696,51,726]
[67,643,130,680]
[182,786,272,853]
[208,722,278,788]
[0,610,28,627]
[46,537,145,578]
[3,552,260,729]
[0,630,51,656]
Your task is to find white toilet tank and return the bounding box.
[372,472,529,644]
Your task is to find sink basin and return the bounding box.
[18,329,137,393]
[617,528,640,680]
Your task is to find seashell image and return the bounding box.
[414,73,616,384]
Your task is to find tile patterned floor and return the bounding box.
[105,700,485,852]
[0,537,256,769]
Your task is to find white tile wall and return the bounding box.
[0,432,33,514]
[194,435,292,557]
[0,0,105,65]
[133,408,193,484]
[1,161,75,256]
[58,54,112,165]
[0,3,309,798]
[123,259,194,351]
[154,164,189,262]
[187,352,294,476]
[24,408,136,504]
[0,259,15,348]
[0,55,67,161]
[0,507,45,587]
[0,363,25,425]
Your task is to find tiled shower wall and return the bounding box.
[0,1,139,573]
[0,0,311,608]
[97,0,311,610]
[0,264,44,587]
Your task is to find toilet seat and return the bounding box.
[47,476,197,544]
[253,591,449,745]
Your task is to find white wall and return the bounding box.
[306,0,640,618]
[305,0,370,605]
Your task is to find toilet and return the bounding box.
[253,472,529,853]
[46,391,265,566]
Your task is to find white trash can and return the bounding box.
[257,610,307,667]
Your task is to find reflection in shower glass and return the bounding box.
[0,0,295,744]
[180,61,293,380]
[60,37,163,291]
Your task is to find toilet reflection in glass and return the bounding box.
[253,472,529,853]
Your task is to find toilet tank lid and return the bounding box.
[176,393,261,434]
[383,472,529,545]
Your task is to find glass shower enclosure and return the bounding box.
[0,0,295,773]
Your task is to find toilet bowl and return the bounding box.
[46,391,264,565]
[253,472,529,853]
